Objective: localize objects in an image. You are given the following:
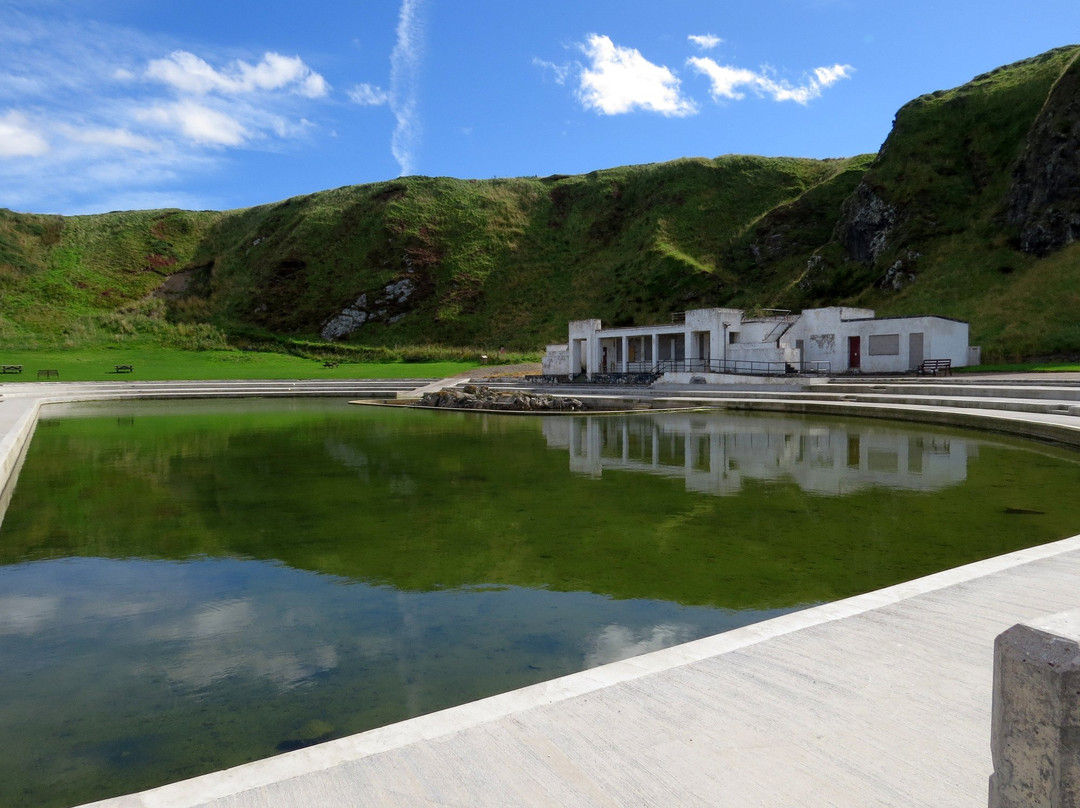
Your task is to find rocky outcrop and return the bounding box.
[419,385,585,411]
[1006,53,1080,255]
[836,182,898,266]
[798,254,827,291]
[320,277,416,340]
[879,251,920,291]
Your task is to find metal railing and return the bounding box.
[741,308,792,321]
[525,372,661,386]
[653,359,831,377]
[762,316,798,343]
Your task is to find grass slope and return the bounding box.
[186,156,849,348]
[1,46,1079,361]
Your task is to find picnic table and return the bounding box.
[114,365,134,373]
[1,364,22,374]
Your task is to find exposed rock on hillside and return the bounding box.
[837,182,898,266]
[879,251,920,291]
[320,276,417,340]
[1006,52,1080,255]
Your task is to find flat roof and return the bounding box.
[841,314,969,324]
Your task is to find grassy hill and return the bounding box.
[2,45,1079,362]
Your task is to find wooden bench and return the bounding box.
[114,364,134,373]
[916,359,952,376]
[1,364,22,374]
[322,361,338,369]
[37,369,59,379]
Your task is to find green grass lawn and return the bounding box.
[0,348,481,382]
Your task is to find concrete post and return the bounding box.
[989,611,1080,808]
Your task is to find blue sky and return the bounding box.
[1,0,1078,215]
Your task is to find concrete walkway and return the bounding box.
[2,375,1079,807]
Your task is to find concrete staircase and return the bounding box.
[481,375,1080,417]
[642,378,1080,416]
[817,378,1080,416]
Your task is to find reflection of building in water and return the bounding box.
[543,413,973,496]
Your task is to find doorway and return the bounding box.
[848,336,861,370]
[909,332,924,370]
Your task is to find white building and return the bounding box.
[542,307,972,378]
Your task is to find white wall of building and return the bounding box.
[785,308,969,373]
[543,307,971,377]
[542,344,571,375]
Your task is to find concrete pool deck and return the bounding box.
[2,375,1080,807]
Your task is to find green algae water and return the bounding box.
[3,399,1080,807]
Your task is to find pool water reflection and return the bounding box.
[2,399,1080,808]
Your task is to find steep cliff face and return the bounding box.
[836,181,898,266]
[830,47,1080,272]
[1006,51,1080,255]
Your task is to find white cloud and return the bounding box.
[688,34,723,51]
[0,110,49,157]
[533,57,571,86]
[145,50,329,98]
[146,51,220,94]
[300,73,329,99]
[541,30,853,118]
[61,125,160,152]
[686,60,760,101]
[0,72,48,97]
[0,8,335,212]
[0,12,146,102]
[137,100,248,146]
[814,64,853,87]
[577,34,697,117]
[348,83,389,106]
[389,0,426,176]
[689,58,853,105]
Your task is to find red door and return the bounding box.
[848,336,861,370]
